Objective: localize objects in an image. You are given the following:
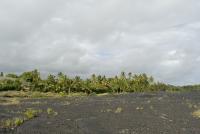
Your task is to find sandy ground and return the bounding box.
[0,91,200,134]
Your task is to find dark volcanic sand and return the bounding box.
[0,91,200,134]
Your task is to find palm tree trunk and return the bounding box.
[68,88,71,95]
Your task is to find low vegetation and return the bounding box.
[1,108,41,129]
[47,108,58,116]
[115,107,123,113]
[1,118,24,129]
[1,69,195,95]
[0,108,57,129]
[0,97,20,105]
[192,109,200,118]
[24,108,41,119]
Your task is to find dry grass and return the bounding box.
[24,108,41,119]
[61,101,70,106]
[0,91,58,98]
[0,91,87,98]
[100,108,112,113]
[0,108,42,129]
[192,109,200,118]
[136,107,144,110]
[100,107,123,113]
[66,92,87,97]
[47,108,58,116]
[0,91,88,106]
[0,91,28,98]
[0,91,126,99]
[115,107,123,114]
[0,97,20,105]
[1,117,24,128]
[96,93,110,97]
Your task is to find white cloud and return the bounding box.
[168,50,177,56]
[0,0,200,85]
[161,60,181,67]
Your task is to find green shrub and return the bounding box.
[24,108,41,119]
[2,117,24,128]
[14,118,24,126]
[47,108,58,116]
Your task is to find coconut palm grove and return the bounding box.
[0,70,199,94]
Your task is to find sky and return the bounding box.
[0,0,200,85]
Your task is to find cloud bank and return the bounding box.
[1,0,200,85]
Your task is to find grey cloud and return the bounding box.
[1,0,200,85]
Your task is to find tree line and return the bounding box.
[0,70,195,94]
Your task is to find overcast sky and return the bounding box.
[1,0,200,85]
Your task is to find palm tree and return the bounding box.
[0,72,4,77]
[120,72,126,79]
[72,76,82,93]
[46,74,56,92]
[128,72,132,80]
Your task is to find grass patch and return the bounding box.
[1,110,40,129]
[101,107,123,113]
[192,109,200,118]
[96,93,111,97]
[30,101,43,105]
[0,91,88,99]
[115,107,123,114]
[0,90,169,99]
[0,107,59,129]
[0,97,20,105]
[0,91,59,98]
[61,101,70,106]
[136,107,144,110]
[14,118,24,126]
[24,108,41,119]
[67,92,87,97]
[100,108,112,113]
[47,108,58,116]
[1,117,24,128]
[0,91,29,98]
